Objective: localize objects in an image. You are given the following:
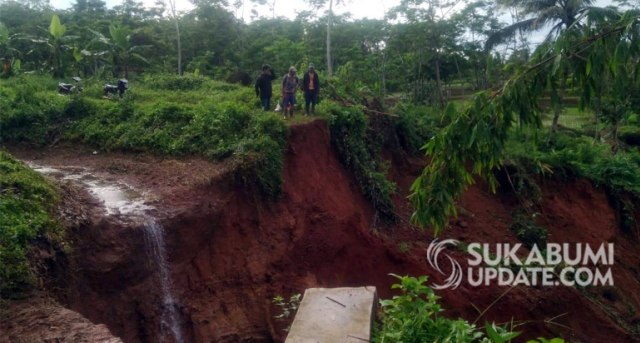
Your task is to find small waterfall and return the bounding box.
[143,218,185,343]
[29,162,185,342]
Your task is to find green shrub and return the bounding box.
[233,114,288,197]
[66,100,127,148]
[393,104,441,153]
[0,151,59,298]
[0,90,67,144]
[510,210,548,249]
[374,274,521,343]
[505,132,640,195]
[68,97,287,196]
[327,103,397,221]
[143,73,207,90]
[0,75,102,144]
[0,75,297,197]
[505,132,640,236]
[619,125,640,146]
[238,136,286,197]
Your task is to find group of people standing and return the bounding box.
[255,63,320,118]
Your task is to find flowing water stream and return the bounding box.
[30,163,185,343]
[142,218,185,343]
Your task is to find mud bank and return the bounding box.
[8,119,640,343]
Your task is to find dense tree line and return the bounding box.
[0,0,526,104]
[1,0,638,105]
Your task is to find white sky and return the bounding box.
[47,0,615,25]
[48,0,400,21]
[47,0,614,48]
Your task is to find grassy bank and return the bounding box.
[0,151,60,299]
[0,73,408,215]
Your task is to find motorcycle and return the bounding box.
[103,79,128,98]
[58,77,83,95]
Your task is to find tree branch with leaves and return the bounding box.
[411,10,640,234]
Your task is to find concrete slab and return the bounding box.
[285,286,377,343]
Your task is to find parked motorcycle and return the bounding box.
[58,77,83,95]
[103,79,128,98]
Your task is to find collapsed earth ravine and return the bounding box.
[7,119,640,343]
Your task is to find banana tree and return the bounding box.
[88,24,150,78]
[47,14,75,78]
[0,21,21,77]
[72,45,110,77]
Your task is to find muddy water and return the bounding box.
[29,164,152,216]
[29,163,185,343]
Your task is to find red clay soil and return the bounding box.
[0,294,122,343]
[6,119,640,342]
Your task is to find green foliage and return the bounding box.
[527,339,565,343]
[484,323,521,343]
[0,22,8,45]
[73,99,287,196]
[410,96,511,233]
[503,165,545,204]
[0,151,59,298]
[0,0,497,100]
[619,125,640,146]
[509,211,548,249]
[0,20,20,78]
[393,104,441,154]
[506,133,640,195]
[411,12,640,233]
[374,274,520,343]
[46,14,73,78]
[327,102,397,221]
[1,74,287,197]
[272,293,301,320]
[49,15,66,41]
[506,132,640,234]
[143,73,209,91]
[272,293,302,333]
[0,75,78,144]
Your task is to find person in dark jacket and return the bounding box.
[255,64,275,111]
[302,63,320,115]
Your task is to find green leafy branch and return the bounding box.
[410,12,640,234]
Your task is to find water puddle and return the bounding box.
[29,164,152,216]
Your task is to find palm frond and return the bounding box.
[485,18,537,50]
[583,6,622,24]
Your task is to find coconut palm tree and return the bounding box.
[486,0,597,49]
[486,0,617,132]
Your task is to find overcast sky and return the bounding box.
[49,0,400,21]
[47,0,615,47]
